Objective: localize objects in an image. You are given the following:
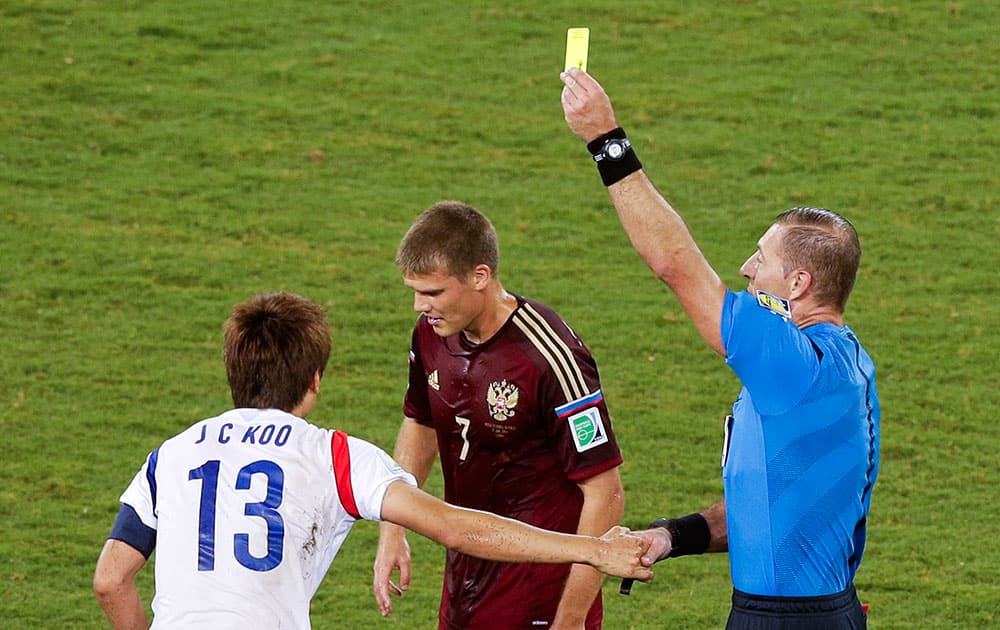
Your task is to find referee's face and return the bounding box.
[740,224,791,299]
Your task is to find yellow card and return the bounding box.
[564,27,590,72]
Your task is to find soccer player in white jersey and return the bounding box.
[93,291,653,630]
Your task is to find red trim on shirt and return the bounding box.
[331,430,361,519]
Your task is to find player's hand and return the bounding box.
[594,526,655,581]
[372,522,412,616]
[559,68,620,144]
[630,526,673,567]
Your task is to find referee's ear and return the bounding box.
[788,269,813,301]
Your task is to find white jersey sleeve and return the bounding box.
[332,432,417,521]
[119,450,159,530]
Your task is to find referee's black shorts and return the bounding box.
[725,584,868,630]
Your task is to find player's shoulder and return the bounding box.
[509,296,602,397]
[340,431,391,455]
[516,294,562,319]
[511,294,582,343]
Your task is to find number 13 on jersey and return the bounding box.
[189,459,286,572]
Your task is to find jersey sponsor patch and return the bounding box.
[755,290,791,319]
[568,407,609,452]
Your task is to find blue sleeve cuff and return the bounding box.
[109,503,157,559]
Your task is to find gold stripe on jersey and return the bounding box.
[511,315,578,401]
[511,304,589,401]
[521,304,589,394]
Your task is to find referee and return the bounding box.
[559,68,880,630]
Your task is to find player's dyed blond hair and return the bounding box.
[223,291,331,411]
[396,200,500,280]
[775,207,861,313]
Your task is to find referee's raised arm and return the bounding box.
[559,68,727,355]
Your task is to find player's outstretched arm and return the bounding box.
[380,480,654,578]
[93,539,149,630]
[560,68,728,355]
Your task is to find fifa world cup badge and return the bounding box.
[756,290,791,319]
[569,408,609,452]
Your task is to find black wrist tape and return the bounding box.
[651,513,711,558]
[587,127,642,187]
[586,127,629,153]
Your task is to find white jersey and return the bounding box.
[119,408,416,630]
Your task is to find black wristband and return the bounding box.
[586,127,642,187]
[651,513,711,558]
[586,127,628,153]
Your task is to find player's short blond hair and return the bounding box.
[396,200,500,280]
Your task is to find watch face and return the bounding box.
[607,141,625,159]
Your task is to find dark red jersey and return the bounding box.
[404,295,622,629]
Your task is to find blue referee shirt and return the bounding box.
[720,289,880,597]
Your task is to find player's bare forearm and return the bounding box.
[373,418,437,615]
[380,482,652,580]
[96,590,148,630]
[551,564,604,629]
[93,540,149,630]
[373,521,412,616]
[377,418,435,562]
[552,468,626,628]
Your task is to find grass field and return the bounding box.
[2,1,998,627]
